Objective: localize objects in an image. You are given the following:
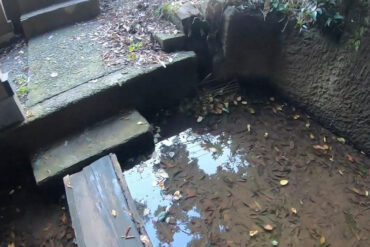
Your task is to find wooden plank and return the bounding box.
[64,154,150,247]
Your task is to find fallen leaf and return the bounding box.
[264,224,274,231]
[111,209,117,217]
[140,235,150,246]
[249,230,258,237]
[173,191,182,200]
[280,179,289,186]
[337,137,346,144]
[185,188,196,198]
[61,213,68,224]
[65,175,73,188]
[143,208,150,216]
[26,110,34,118]
[346,154,355,163]
[313,144,329,151]
[320,236,326,244]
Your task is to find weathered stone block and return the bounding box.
[170,3,200,34]
[31,110,153,185]
[0,95,25,130]
[21,0,100,39]
[0,1,15,46]
[0,71,13,101]
[154,32,186,52]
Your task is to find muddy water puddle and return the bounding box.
[124,100,370,247]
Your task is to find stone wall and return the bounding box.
[274,24,370,154]
[0,1,14,46]
[202,0,370,154]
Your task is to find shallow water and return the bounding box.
[124,99,370,247]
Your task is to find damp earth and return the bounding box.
[124,96,370,247]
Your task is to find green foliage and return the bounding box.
[13,74,27,85]
[154,1,180,18]
[128,42,143,52]
[270,0,345,31]
[17,86,30,97]
[347,26,366,51]
[127,53,137,61]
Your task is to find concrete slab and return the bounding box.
[154,32,186,52]
[26,21,112,107]
[0,51,197,159]
[32,110,153,185]
[0,71,14,100]
[0,95,25,130]
[21,0,99,39]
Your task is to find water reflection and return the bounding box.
[124,128,249,247]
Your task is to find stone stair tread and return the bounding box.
[32,110,153,185]
[21,0,89,20]
[20,0,99,39]
[64,154,149,247]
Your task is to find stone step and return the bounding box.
[31,110,153,185]
[20,0,99,39]
[64,154,151,247]
[17,0,68,15]
[154,32,186,53]
[0,51,197,156]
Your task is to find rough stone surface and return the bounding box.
[274,26,370,154]
[26,21,111,107]
[154,32,186,52]
[32,110,153,185]
[0,71,13,100]
[0,1,14,46]
[0,95,25,130]
[170,3,201,35]
[17,0,66,15]
[202,2,370,153]
[21,0,99,39]
[0,51,197,156]
[214,6,282,80]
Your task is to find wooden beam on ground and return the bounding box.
[64,154,152,247]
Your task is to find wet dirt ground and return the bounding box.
[0,167,75,247]
[0,89,369,247]
[125,93,370,247]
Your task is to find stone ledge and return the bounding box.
[0,51,198,156]
[32,110,153,185]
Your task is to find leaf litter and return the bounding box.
[123,90,370,247]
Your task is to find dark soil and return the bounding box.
[125,90,370,247]
[0,166,75,247]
